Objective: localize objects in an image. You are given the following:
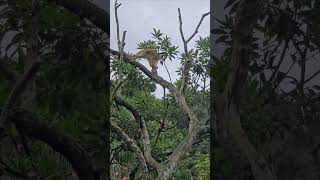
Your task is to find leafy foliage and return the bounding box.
[137,28,179,63]
[211,0,320,179]
[111,28,210,179]
[0,0,108,179]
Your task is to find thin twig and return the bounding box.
[186,12,210,44]
[115,0,121,45]
[114,0,127,96]
[268,40,289,82]
[177,9,209,96]
[305,69,320,84]
[110,80,123,102]
[110,143,125,164]
[178,8,187,53]
[163,61,173,84]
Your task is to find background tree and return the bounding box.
[0,0,109,179]
[211,0,320,179]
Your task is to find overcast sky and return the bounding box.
[109,0,210,98]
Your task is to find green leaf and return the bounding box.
[224,0,238,9]
[211,28,227,35]
[215,35,229,44]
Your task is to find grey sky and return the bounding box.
[110,0,210,98]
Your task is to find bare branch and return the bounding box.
[7,109,98,180]
[186,12,210,44]
[165,125,207,177]
[114,0,126,58]
[110,80,123,102]
[114,96,142,126]
[115,0,122,47]
[114,1,127,95]
[178,8,187,53]
[0,60,40,130]
[305,69,320,84]
[177,8,190,96]
[111,121,149,180]
[280,59,320,94]
[268,40,289,82]
[113,96,162,171]
[121,31,127,49]
[109,49,177,94]
[119,30,127,68]
[177,9,209,96]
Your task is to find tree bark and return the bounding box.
[6,109,99,180]
[214,0,275,180]
[111,122,149,180]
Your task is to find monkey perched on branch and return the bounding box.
[130,48,160,74]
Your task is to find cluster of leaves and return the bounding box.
[111,60,157,96]
[190,36,210,90]
[137,28,179,62]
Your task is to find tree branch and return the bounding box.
[186,12,210,44]
[6,109,98,180]
[114,0,127,96]
[114,96,142,127]
[0,60,40,131]
[113,96,162,171]
[47,0,110,34]
[215,0,275,179]
[113,95,206,179]
[139,116,163,171]
[305,69,320,84]
[165,125,207,177]
[110,80,123,102]
[178,8,187,54]
[111,121,149,180]
[268,40,289,82]
[178,9,209,96]
[109,49,177,94]
[110,49,200,131]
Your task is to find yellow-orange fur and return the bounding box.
[132,49,160,74]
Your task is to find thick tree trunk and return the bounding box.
[22,0,39,110]
[214,0,275,180]
[7,109,98,180]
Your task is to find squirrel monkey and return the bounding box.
[131,48,160,74]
